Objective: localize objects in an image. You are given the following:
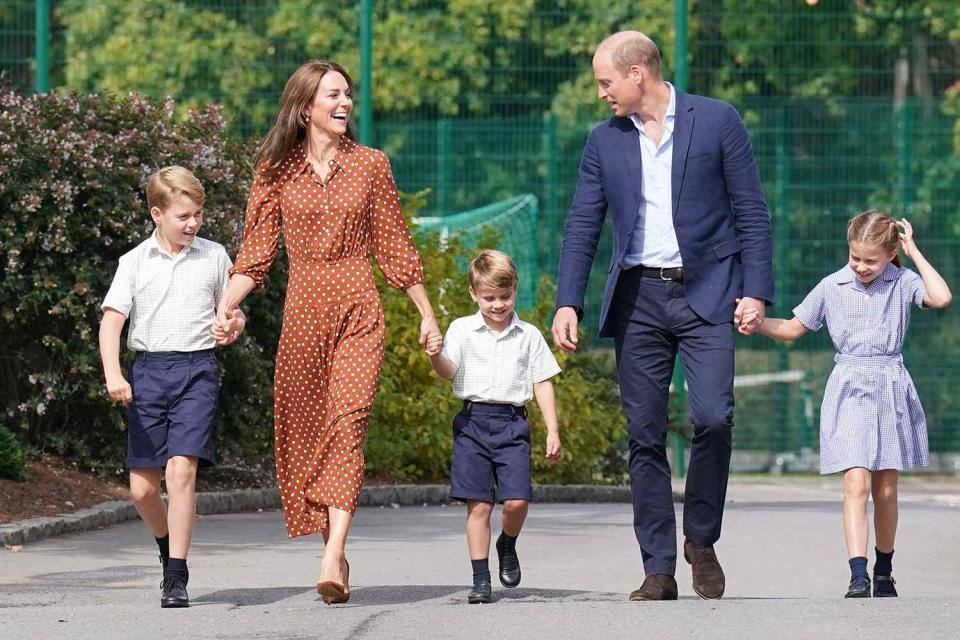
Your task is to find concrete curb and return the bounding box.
[0,484,682,546]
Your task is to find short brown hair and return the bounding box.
[146,166,205,211]
[468,250,518,291]
[847,209,903,267]
[597,31,662,78]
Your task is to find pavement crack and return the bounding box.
[346,609,392,639]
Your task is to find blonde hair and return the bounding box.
[146,166,204,211]
[254,59,357,179]
[468,250,519,291]
[597,31,662,78]
[847,209,903,267]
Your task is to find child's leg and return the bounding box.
[165,455,199,559]
[130,468,167,537]
[871,469,898,553]
[842,467,871,558]
[467,500,494,559]
[501,499,529,537]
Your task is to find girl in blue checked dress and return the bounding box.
[747,210,951,599]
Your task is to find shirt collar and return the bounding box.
[629,82,676,132]
[146,230,193,258]
[469,310,522,336]
[836,263,900,285]
[290,135,359,177]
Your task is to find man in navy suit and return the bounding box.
[552,31,773,601]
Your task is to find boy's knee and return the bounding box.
[467,501,494,518]
[165,456,198,492]
[844,478,870,500]
[502,499,528,514]
[130,481,159,504]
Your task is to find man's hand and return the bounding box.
[734,296,765,335]
[551,306,580,352]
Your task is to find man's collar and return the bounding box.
[629,82,676,131]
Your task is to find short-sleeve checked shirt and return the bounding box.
[793,263,925,355]
[102,232,233,352]
[441,311,561,405]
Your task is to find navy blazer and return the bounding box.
[556,90,775,337]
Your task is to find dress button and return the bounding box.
[329,160,335,166]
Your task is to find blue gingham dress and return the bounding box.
[793,264,928,474]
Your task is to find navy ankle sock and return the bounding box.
[166,557,188,582]
[849,556,869,581]
[471,558,490,585]
[874,548,894,576]
[155,535,170,561]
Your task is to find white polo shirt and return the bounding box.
[101,232,232,352]
[440,311,561,405]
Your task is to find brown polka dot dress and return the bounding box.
[230,138,423,538]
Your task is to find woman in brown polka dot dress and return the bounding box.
[218,60,440,603]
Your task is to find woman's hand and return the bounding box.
[419,314,440,348]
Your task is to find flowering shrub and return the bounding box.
[0,88,626,482]
[0,88,281,469]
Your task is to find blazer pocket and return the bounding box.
[713,238,741,260]
[686,150,715,163]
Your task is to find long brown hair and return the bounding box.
[847,209,903,267]
[253,59,357,178]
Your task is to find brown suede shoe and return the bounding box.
[628,574,678,601]
[684,539,725,599]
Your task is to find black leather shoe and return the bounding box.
[629,574,678,601]
[844,575,871,598]
[873,574,898,598]
[160,575,190,608]
[467,579,492,604]
[496,533,521,588]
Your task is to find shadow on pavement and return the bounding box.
[193,586,316,606]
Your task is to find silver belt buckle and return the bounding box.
[659,267,671,281]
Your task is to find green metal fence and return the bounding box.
[3,1,959,471]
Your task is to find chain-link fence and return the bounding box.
[3,1,959,471]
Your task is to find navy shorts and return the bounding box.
[126,350,219,469]
[450,401,532,504]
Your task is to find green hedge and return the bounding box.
[0,89,626,482]
[0,425,27,481]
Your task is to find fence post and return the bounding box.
[35,0,51,93]
[358,0,373,145]
[895,99,913,217]
[436,119,453,215]
[542,113,559,274]
[773,106,792,461]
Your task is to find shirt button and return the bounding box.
[329,160,335,166]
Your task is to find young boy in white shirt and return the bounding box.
[427,250,562,604]
[99,166,244,608]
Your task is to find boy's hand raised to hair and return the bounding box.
[106,375,133,405]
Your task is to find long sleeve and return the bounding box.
[369,150,424,290]
[230,171,283,289]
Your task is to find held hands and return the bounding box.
[419,315,441,354]
[211,308,246,345]
[733,297,765,335]
[424,331,443,356]
[545,432,562,463]
[551,307,579,352]
[105,375,133,405]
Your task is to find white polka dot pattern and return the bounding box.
[230,138,424,538]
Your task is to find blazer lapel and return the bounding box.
[671,91,694,220]
[615,117,642,219]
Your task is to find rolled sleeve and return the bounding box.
[370,150,424,290]
[792,281,826,331]
[230,172,283,289]
[101,254,135,317]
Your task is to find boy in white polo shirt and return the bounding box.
[98,166,244,609]
[427,249,562,604]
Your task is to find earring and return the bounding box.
[301,113,310,126]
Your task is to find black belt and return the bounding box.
[462,400,527,418]
[635,266,684,282]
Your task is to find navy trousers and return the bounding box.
[611,268,734,576]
